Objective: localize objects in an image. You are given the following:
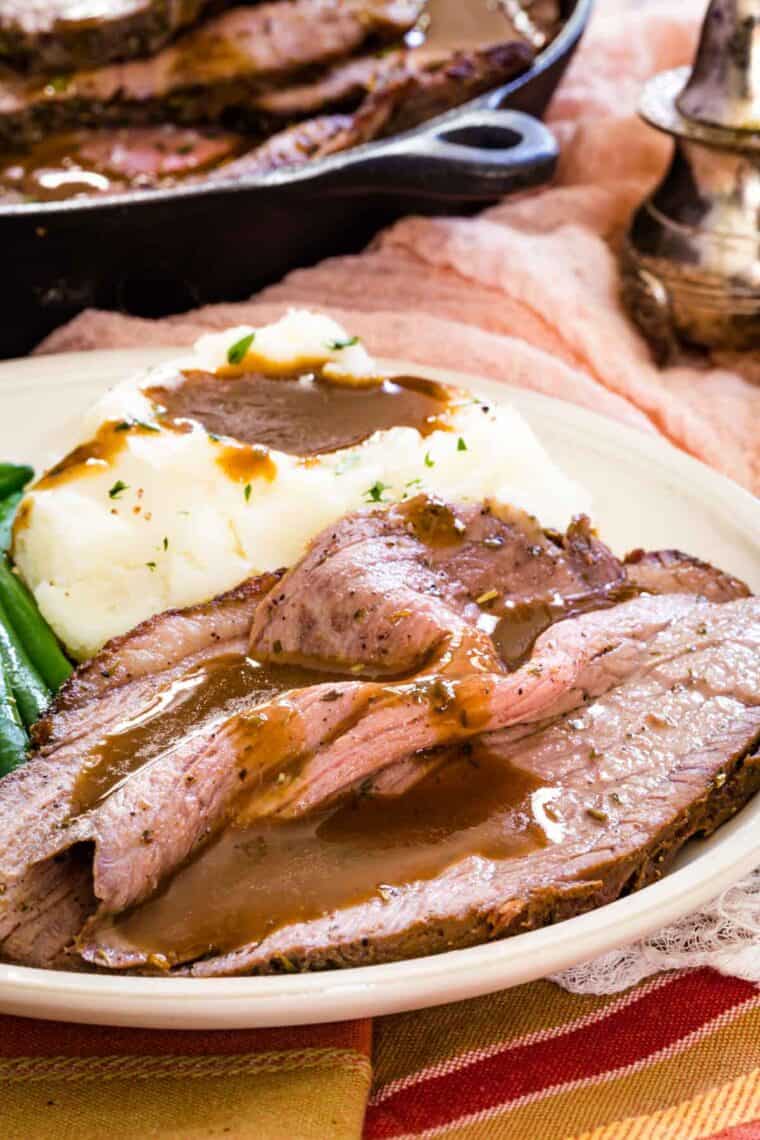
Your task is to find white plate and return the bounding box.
[0,348,757,1030]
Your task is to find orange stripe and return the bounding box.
[706,1121,760,1139]
[571,1069,760,1140]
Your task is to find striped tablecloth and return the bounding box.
[2,969,758,1138]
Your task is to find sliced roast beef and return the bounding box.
[5,597,625,934]
[624,549,750,603]
[0,0,227,73]
[250,496,625,674]
[195,41,535,183]
[257,592,725,819]
[358,40,534,138]
[252,48,409,121]
[250,40,534,132]
[0,37,536,199]
[0,0,424,147]
[80,592,760,974]
[0,492,756,973]
[0,499,629,965]
[0,572,279,966]
[0,588,729,970]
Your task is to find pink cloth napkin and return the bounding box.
[37,0,760,494]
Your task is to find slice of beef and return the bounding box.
[249,40,533,130]
[0,571,279,966]
[0,0,224,73]
[357,40,535,139]
[248,0,563,125]
[19,590,715,968]
[80,592,760,974]
[0,587,697,964]
[0,0,424,147]
[34,571,281,744]
[624,549,750,603]
[250,496,625,675]
[252,48,410,121]
[205,110,379,180]
[258,593,719,819]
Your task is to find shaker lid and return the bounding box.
[676,0,759,132]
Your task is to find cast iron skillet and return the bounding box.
[0,0,591,358]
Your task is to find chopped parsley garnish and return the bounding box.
[405,477,423,488]
[328,335,360,351]
[457,437,468,452]
[146,561,157,571]
[364,481,389,503]
[115,419,159,434]
[108,480,128,499]
[424,451,435,468]
[162,537,169,551]
[47,75,70,94]
[244,483,252,502]
[227,332,255,365]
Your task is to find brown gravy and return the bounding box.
[147,371,454,456]
[494,585,641,671]
[104,742,548,966]
[410,0,560,51]
[71,654,342,814]
[0,126,246,203]
[404,496,468,547]
[36,420,132,489]
[213,440,278,484]
[32,371,454,492]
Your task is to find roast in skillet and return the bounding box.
[0,0,562,201]
[0,313,756,976]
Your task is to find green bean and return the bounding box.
[0,557,72,691]
[0,662,28,776]
[0,464,34,499]
[0,490,23,553]
[0,598,50,726]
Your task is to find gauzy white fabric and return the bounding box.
[553,869,760,994]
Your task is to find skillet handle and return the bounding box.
[312,108,558,201]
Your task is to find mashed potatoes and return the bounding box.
[13,311,590,660]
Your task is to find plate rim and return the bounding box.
[0,347,756,1028]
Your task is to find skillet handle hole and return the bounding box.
[437,124,522,152]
